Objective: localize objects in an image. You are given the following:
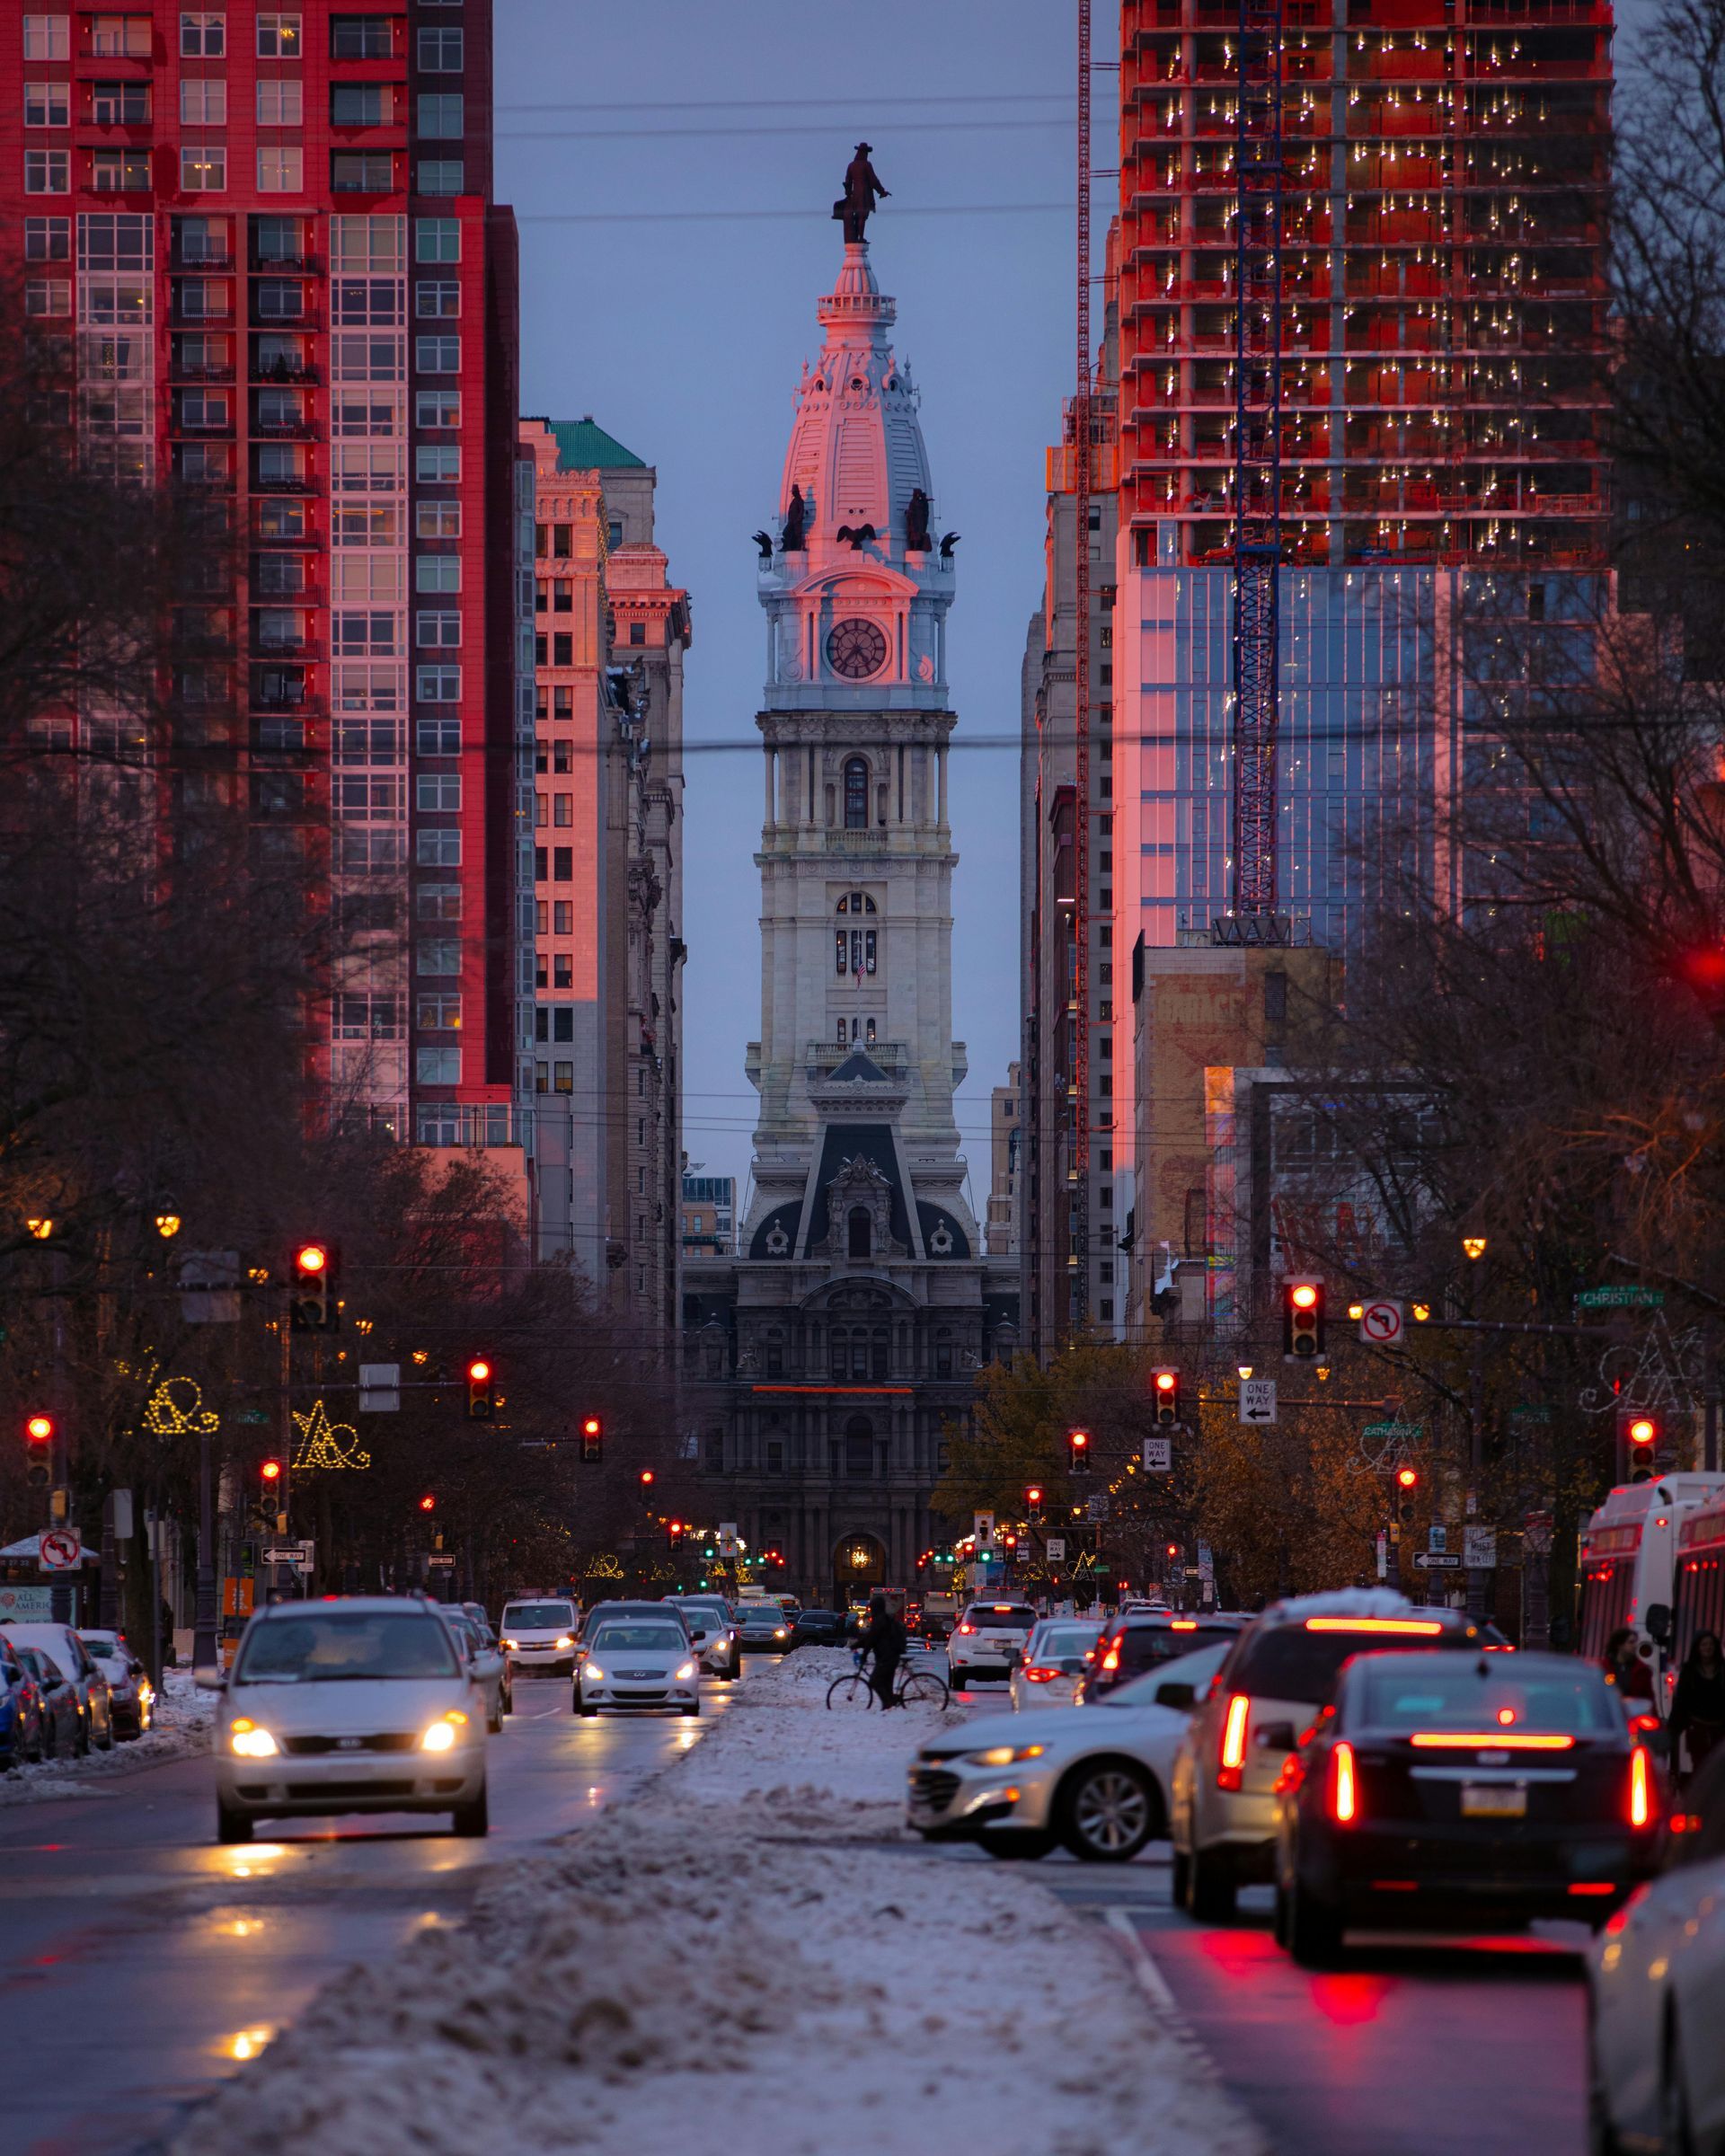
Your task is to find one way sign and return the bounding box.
[1239,1378,1278,1426]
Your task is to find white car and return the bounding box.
[499,1596,580,1677]
[665,1596,739,1679]
[946,1601,1039,1691]
[575,1617,700,1717]
[206,1597,488,1844]
[1010,1619,1103,1710]
[1590,1746,1725,2152]
[909,1641,1230,1862]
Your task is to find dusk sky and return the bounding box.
[498,1,1093,1207]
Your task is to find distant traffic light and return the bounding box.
[580,1414,603,1462]
[668,1518,684,1552]
[419,1492,437,1513]
[24,1412,53,1489]
[1067,1427,1091,1471]
[261,1458,283,1490]
[639,1469,656,1489]
[1152,1368,1181,1426]
[1282,1277,1325,1360]
[1619,1408,1659,1480]
[465,1357,494,1421]
[289,1241,337,1330]
[1395,1465,1419,1491]
[1025,1484,1044,1519]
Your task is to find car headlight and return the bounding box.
[583,1665,606,1684]
[675,1661,696,1683]
[553,1636,574,1649]
[501,1639,518,1651]
[774,1627,787,1639]
[228,1719,279,1759]
[966,1744,1046,1768]
[420,1711,470,1753]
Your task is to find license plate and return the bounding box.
[1461,1784,1526,1818]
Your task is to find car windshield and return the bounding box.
[235,1613,459,1684]
[1354,1662,1616,1734]
[502,1605,575,1630]
[1232,1623,1461,1706]
[589,1624,685,1653]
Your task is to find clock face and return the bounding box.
[826,617,888,680]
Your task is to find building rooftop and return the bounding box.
[540,416,646,473]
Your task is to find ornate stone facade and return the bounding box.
[682,236,1017,1609]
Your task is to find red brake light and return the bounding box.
[1101,1642,1121,1673]
[1305,1617,1446,1636]
[1628,1712,1661,1736]
[956,1622,974,1635]
[1629,1745,1652,1830]
[1218,1692,1250,1789]
[1408,1732,1575,1751]
[1569,1882,1617,1897]
[1022,1666,1061,1683]
[1170,1620,1199,1631]
[1332,1740,1358,1825]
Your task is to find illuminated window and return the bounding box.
[256,13,303,59]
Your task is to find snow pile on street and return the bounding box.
[170,1653,1262,2156]
[0,1666,213,1806]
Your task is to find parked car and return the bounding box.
[1011,1619,1104,1710]
[0,1636,47,1768]
[788,1607,853,1650]
[13,1647,79,1758]
[205,1595,489,1844]
[734,1602,793,1654]
[664,1596,739,1678]
[1170,1590,1497,1921]
[574,1617,701,1717]
[1274,1648,1661,1965]
[909,1640,1233,1862]
[1590,1743,1725,2154]
[946,1602,1039,1691]
[1078,1613,1250,1705]
[438,1609,511,1731]
[78,1630,153,1740]
[1,1622,114,1752]
[498,1596,581,1678]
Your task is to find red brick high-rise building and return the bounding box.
[0,4,528,1157]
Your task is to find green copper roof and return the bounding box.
[544,416,645,473]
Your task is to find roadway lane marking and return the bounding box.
[1102,1904,1234,2099]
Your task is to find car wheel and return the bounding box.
[1184,1842,1236,1922]
[1057,1759,1162,1863]
[451,1785,489,1838]
[978,1828,1057,1861]
[1171,1847,1190,1906]
[501,1688,513,1717]
[949,1666,969,1689]
[1286,1869,1343,1966]
[682,1701,701,1718]
[75,1709,90,1759]
[576,1692,597,1719]
[216,1802,253,1846]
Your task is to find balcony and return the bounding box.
[806,1040,907,1076]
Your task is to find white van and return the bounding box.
[499,1596,579,1677]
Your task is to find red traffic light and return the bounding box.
[25,1413,54,1444]
[582,1417,601,1438]
[1291,1283,1318,1310]
[640,1469,657,1488]
[1069,1428,1089,1450]
[1166,1542,1180,1558]
[467,1357,491,1384]
[1154,1370,1177,1392]
[669,1519,684,1535]
[1627,1416,1657,1446]
[261,1459,283,1483]
[419,1493,436,1512]
[1396,1465,1420,1489]
[294,1242,328,1277]
[1025,1484,1043,1506]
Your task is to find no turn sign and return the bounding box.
[1358,1300,1404,1347]
[38,1527,81,1573]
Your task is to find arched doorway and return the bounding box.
[834,1531,886,1608]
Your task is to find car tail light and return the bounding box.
[1569,1882,1617,1897]
[1628,1712,1661,1736]
[1021,1665,1063,1684]
[1305,1617,1446,1636]
[1218,1692,1250,1790]
[1629,1745,1653,1829]
[1170,1620,1199,1631]
[1407,1732,1575,1751]
[1100,1642,1121,1674]
[956,1622,975,1636]
[1332,1741,1358,1824]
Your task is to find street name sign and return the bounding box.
[1239,1379,1278,1426]
[1575,1286,1665,1311]
[359,1363,401,1412]
[1363,1420,1424,1444]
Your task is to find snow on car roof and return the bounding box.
[1261,1587,1417,1624]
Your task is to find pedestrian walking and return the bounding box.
[1602,1625,1655,1702]
[1670,1630,1725,1780]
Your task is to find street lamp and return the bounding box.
[26,1217,52,1241]
[155,1211,181,1240]
[1237,1363,1253,1380]
[1462,1235,1488,1261]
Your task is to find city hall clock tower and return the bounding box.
[683,225,1017,1608]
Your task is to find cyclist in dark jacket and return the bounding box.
[854,1595,908,1710]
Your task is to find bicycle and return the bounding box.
[826,1649,950,1712]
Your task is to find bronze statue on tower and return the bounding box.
[834,144,889,244]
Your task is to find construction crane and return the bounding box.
[1230,0,1286,928]
[1073,0,1092,1330]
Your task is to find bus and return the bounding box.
[1578,1474,1725,1693]
[1673,1490,1725,1672]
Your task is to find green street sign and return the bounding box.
[1363,1419,1424,1443]
[236,1408,271,1425]
[1575,1286,1665,1311]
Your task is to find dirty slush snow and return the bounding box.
[169,1651,1262,2156]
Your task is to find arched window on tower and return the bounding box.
[844,757,869,829]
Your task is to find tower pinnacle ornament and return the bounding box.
[834,145,889,243]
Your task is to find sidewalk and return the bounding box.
[170,1650,1263,2156]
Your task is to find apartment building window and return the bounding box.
[92,16,152,58]
[257,13,303,57]
[553,848,572,881]
[416,501,460,539]
[416,1047,459,1085]
[179,80,225,125]
[416,279,460,318]
[178,148,226,192]
[629,622,646,645]
[552,742,572,774]
[553,901,573,934]
[178,277,232,320]
[177,388,228,429]
[181,12,224,55]
[415,667,460,707]
[24,18,71,61]
[553,581,571,613]
[417,940,459,975]
[553,633,572,667]
[553,687,572,721]
[25,84,70,128]
[417,161,463,196]
[416,610,460,649]
[258,148,305,192]
[25,278,71,316]
[416,773,460,812]
[25,216,70,261]
[26,150,70,194]
[553,524,572,558]
[332,14,393,59]
[332,152,392,190]
[416,722,460,763]
[553,794,572,827]
[415,217,460,262]
[414,388,459,428]
[259,79,305,126]
[416,882,461,919]
[415,335,459,373]
[418,27,464,69]
[553,955,572,988]
[415,556,460,593]
[254,278,304,321]
[553,1062,573,1095]
[418,994,461,1030]
[534,633,547,667]
[415,445,459,482]
[418,93,463,138]
[534,793,547,828]
[332,83,385,126]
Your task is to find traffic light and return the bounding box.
[465,1357,494,1421]
[1619,1408,1659,1480]
[1025,1484,1044,1520]
[1395,1465,1419,1491]
[580,1414,603,1462]
[1067,1427,1091,1471]
[765,1545,785,1568]
[419,1492,437,1514]
[1152,1368,1181,1426]
[668,1518,684,1552]
[24,1412,53,1489]
[639,1469,656,1489]
[289,1241,337,1330]
[1282,1277,1325,1359]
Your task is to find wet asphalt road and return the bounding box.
[0,1674,731,2156]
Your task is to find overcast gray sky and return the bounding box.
[498,1,1084,1205]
